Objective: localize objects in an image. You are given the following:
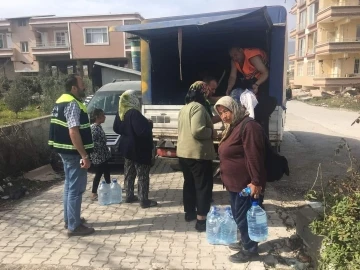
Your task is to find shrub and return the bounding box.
[39,74,66,114]
[306,139,360,269]
[3,79,31,117]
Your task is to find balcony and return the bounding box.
[289,28,297,38]
[290,3,297,14]
[289,54,296,61]
[316,38,360,54]
[32,41,70,55]
[313,73,360,87]
[306,47,316,56]
[0,47,14,58]
[317,1,360,23]
[297,49,306,58]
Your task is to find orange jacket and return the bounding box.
[234,48,268,80]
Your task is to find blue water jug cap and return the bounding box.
[252,200,259,206]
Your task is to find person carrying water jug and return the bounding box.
[215,96,267,263]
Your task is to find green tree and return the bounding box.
[4,79,30,117]
[39,74,66,114]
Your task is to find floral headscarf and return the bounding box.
[119,89,141,121]
[215,96,249,144]
[185,81,213,117]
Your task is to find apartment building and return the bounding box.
[0,13,143,79]
[289,0,360,92]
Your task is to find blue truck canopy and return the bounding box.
[115,6,287,106]
[115,6,286,38]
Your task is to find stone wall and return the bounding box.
[0,116,51,178]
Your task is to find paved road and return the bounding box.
[2,100,357,270]
[273,100,360,202]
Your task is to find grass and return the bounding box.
[304,96,360,112]
[0,99,43,126]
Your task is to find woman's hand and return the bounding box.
[247,183,262,199]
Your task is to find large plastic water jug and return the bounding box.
[247,200,268,242]
[110,179,122,204]
[220,206,238,245]
[98,180,111,206]
[206,206,222,244]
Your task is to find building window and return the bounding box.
[20,42,28,53]
[18,19,27,27]
[0,34,4,49]
[355,59,360,74]
[298,37,306,57]
[84,28,109,45]
[307,61,315,76]
[356,25,360,41]
[297,62,304,76]
[299,10,307,30]
[55,31,68,46]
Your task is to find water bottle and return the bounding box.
[98,180,111,206]
[247,200,268,242]
[239,187,251,197]
[110,179,122,204]
[220,206,238,245]
[206,206,222,245]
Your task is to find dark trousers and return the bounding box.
[92,161,111,193]
[229,192,265,253]
[179,158,213,216]
[124,158,151,202]
[254,94,277,137]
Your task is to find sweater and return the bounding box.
[218,117,266,192]
[177,102,216,160]
[113,109,153,165]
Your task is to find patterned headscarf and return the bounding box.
[119,89,141,121]
[185,81,213,117]
[215,96,249,144]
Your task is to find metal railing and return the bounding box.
[315,73,343,78]
[35,41,69,48]
[317,37,360,45]
[319,0,360,13]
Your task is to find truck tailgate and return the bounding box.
[142,105,224,142]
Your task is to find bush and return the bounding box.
[3,79,31,117]
[306,139,360,269]
[39,74,67,114]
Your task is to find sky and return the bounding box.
[0,0,296,52]
[0,0,296,27]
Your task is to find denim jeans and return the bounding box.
[59,153,87,231]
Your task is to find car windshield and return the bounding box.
[87,91,142,115]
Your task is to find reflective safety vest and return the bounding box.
[48,93,94,155]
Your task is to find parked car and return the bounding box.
[86,80,156,165]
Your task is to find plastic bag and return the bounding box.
[240,89,258,119]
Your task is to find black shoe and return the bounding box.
[140,200,158,208]
[195,220,206,232]
[67,224,95,237]
[64,217,86,229]
[228,241,243,251]
[229,250,259,263]
[185,212,197,222]
[125,195,139,203]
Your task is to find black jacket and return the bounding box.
[113,109,153,165]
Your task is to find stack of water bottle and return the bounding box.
[206,206,238,245]
[98,178,122,206]
[206,187,268,245]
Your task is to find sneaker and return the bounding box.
[64,217,86,229]
[228,241,243,251]
[140,200,158,209]
[185,212,197,222]
[195,220,206,232]
[67,224,95,237]
[228,250,259,263]
[125,195,139,203]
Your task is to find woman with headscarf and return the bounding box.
[113,90,157,209]
[215,96,266,263]
[177,81,217,232]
